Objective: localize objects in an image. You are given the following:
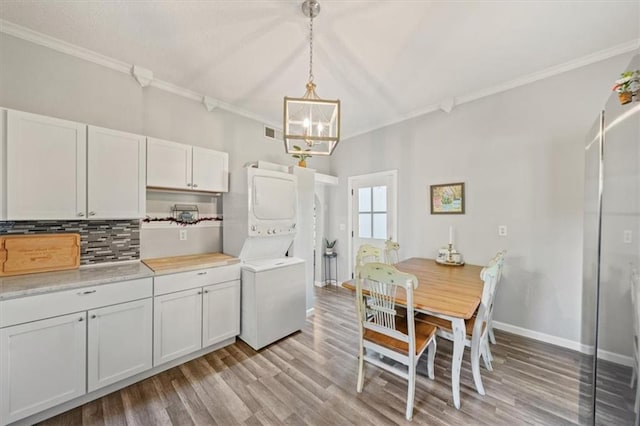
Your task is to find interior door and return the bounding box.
[349,171,397,278]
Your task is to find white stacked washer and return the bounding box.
[223,162,305,350]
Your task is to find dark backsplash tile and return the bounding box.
[0,220,140,265]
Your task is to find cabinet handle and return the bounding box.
[197,271,208,275]
[186,183,192,187]
[192,183,198,188]
[91,314,97,319]
[204,290,209,294]
[78,290,97,295]
[197,291,202,295]
[78,317,84,322]
[89,211,96,216]
[77,212,85,217]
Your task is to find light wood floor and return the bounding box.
[40,287,635,426]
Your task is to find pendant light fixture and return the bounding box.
[284,0,341,156]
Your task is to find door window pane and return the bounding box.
[359,214,372,238]
[358,188,371,212]
[372,186,387,211]
[373,213,387,239]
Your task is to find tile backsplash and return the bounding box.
[0,220,140,265]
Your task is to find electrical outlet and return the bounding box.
[179,230,188,241]
[624,230,632,244]
[339,223,346,231]
[498,225,508,237]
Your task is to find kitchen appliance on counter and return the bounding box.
[223,162,305,350]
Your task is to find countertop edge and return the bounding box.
[148,258,241,276]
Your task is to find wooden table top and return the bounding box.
[343,257,484,319]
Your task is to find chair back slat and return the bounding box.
[632,267,640,339]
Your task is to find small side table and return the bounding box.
[323,252,338,287]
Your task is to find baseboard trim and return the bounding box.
[306,307,315,317]
[492,321,633,367]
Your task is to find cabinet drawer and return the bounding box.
[0,278,153,328]
[154,264,241,296]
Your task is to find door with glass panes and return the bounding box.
[349,171,397,278]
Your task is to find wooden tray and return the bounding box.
[0,234,81,277]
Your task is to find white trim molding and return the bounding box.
[344,38,640,140]
[493,321,634,367]
[0,19,280,129]
[306,307,315,317]
[131,65,153,87]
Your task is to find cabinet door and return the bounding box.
[87,126,146,219]
[0,313,86,424]
[147,137,192,190]
[192,147,228,192]
[87,298,152,392]
[6,110,86,220]
[153,289,202,366]
[202,280,240,347]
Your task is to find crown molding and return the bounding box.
[343,39,639,141]
[0,19,130,74]
[0,19,280,129]
[1,19,637,142]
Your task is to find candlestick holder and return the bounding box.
[436,244,465,266]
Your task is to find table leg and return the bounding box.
[451,318,465,409]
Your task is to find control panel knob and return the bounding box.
[251,225,257,231]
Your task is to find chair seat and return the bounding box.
[415,313,485,337]
[364,316,437,355]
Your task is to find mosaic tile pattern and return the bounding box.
[0,220,140,265]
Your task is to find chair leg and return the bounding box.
[471,335,486,395]
[356,343,365,393]
[488,324,496,345]
[427,339,436,380]
[406,362,416,421]
[482,341,493,371]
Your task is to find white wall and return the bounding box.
[328,53,634,347]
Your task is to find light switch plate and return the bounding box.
[624,230,632,244]
[498,225,508,237]
[179,230,188,241]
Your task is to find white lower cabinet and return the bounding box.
[0,312,87,424]
[153,266,241,367]
[202,280,240,347]
[153,288,203,366]
[87,298,153,392]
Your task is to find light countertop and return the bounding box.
[142,252,240,275]
[0,261,154,301]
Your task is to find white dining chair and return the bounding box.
[416,260,500,396]
[384,238,400,265]
[356,244,383,269]
[487,250,506,345]
[355,262,438,421]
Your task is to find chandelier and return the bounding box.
[284,0,341,156]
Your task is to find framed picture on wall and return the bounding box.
[430,182,465,214]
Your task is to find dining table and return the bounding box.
[342,257,484,409]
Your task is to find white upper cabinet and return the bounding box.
[147,138,228,193]
[192,147,228,192]
[87,126,146,219]
[6,110,87,220]
[146,137,192,190]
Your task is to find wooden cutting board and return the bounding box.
[0,234,81,277]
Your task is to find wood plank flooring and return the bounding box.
[39,287,635,426]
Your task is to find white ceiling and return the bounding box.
[1,1,638,138]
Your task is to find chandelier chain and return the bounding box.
[308,14,314,83]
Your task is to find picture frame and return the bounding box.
[430,182,465,214]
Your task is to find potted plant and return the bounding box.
[324,238,336,255]
[612,71,635,105]
[291,145,312,167]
